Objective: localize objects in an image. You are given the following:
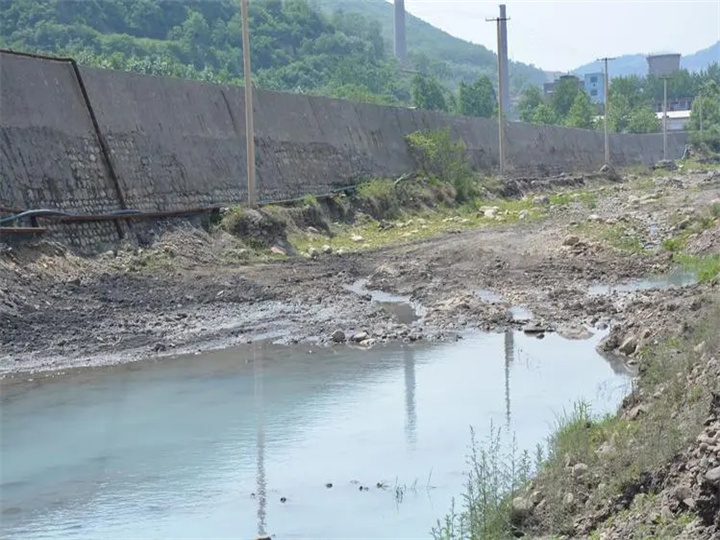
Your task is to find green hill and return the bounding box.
[313,0,550,93]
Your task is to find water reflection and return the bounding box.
[404,348,417,449]
[504,330,514,427]
[254,350,267,538]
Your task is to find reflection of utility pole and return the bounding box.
[254,351,267,537]
[486,11,510,175]
[598,57,616,165]
[403,348,417,448]
[504,330,514,426]
[239,0,256,205]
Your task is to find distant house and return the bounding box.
[652,97,693,113]
[656,110,692,131]
[543,74,584,97]
[583,72,605,104]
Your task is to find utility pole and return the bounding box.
[662,77,668,160]
[486,12,510,175]
[598,57,616,165]
[240,0,256,205]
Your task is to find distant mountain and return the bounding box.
[572,41,720,78]
[311,0,552,93]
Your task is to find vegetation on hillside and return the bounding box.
[312,0,547,94]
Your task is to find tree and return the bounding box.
[689,81,720,151]
[518,86,542,122]
[626,106,660,133]
[564,92,595,129]
[457,76,496,118]
[550,77,583,119]
[412,74,448,112]
[531,102,558,125]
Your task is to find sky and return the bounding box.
[390,0,720,72]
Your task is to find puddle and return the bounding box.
[476,289,534,322]
[0,332,631,539]
[475,289,504,304]
[344,279,424,323]
[588,269,697,296]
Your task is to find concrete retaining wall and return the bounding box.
[0,51,687,252]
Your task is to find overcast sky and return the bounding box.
[391,0,720,71]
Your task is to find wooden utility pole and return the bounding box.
[486,13,510,176]
[240,0,256,205]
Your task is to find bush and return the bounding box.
[406,128,476,202]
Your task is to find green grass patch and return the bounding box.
[675,253,720,283]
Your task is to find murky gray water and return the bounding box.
[588,269,697,296]
[1,332,630,539]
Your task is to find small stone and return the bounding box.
[619,335,638,355]
[331,329,346,343]
[308,247,319,259]
[706,466,720,485]
[518,210,530,220]
[153,342,167,353]
[530,490,543,505]
[563,492,575,508]
[351,235,365,243]
[322,244,332,254]
[563,235,581,246]
[351,331,369,342]
[588,214,602,222]
[694,341,706,354]
[673,485,692,502]
[510,497,532,524]
[533,195,549,206]
[484,207,498,218]
[307,226,320,234]
[270,245,286,255]
[572,463,589,479]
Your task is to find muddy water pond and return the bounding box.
[1,332,631,539]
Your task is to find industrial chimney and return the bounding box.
[394,0,407,63]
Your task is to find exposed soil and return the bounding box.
[2,169,719,378]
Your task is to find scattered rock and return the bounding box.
[153,342,167,353]
[572,463,589,479]
[351,235,365,243]
[351,331,369,342]
[322,244,332,254]
[557,323,593,340]
[563,235,581,246]
[523,322,549,335]
[518,210,530,220]
[308,247,319,259]
[533,195,549,206]
[331,329,346,343]
[510,497,532,524]
[563,492,575,508]
[307,226,320,234]
[270,245,286,256]
[619,335,638,356]
[706,466,720,486]
[588,214,603,223]
[674,485,693,502]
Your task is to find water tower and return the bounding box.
[647,53,681,160]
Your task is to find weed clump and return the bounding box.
[406,128,476,203]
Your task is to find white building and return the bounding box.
[656,110,692,131]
